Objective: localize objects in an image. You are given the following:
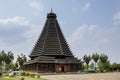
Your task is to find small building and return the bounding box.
[24,11,82,73]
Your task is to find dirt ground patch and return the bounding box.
[41,72,120,80]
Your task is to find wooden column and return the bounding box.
[36,63,39,72]
[55,63,56,72]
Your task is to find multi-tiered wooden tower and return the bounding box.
[24,11,82,73]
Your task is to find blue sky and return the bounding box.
[0,0,120,63]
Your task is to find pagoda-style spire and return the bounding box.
[47,9,56,18]
[51,8,53,13]
[30,11,73,59]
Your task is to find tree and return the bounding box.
[89,62,94,69]
[6,51,14,65]
[97,60,111,72]
[97,60,104,72]
[17,54,27,69]
[0,51,14,72]
[83,55,91,71]
[0,51,3,71]
[82,64,87,71]
[99,54,109,71]
[1,50,7,71]
[6,51,14,71]
[14,61,19,70]
[1,50,7,64]
[100,54,108,63]
[92,53,99,71]
[0,51,3,65]
[7,61,15,71]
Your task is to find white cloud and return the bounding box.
[28,0,45,18]
[24,24,42,39]
[0,16,43,44]
[0,16,29,26]
[81,2,90,12]
[0,16,31,47]
[0,16,43,61]
[68,24,120,63]
[69,24,97,44]
[29,1,43,12]
[113,12,120,25]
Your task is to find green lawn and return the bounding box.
[0,76,47,80]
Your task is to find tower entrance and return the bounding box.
[61,66,64,72]
[55,64,70,72]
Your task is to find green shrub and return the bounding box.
[26,72,30,76]
[0,72,2,77]
[19,71,41,78]
[30,73,35,77]
[33,73,41,78]
[20,71,26,76]
[3,73,9,77]
[37,74,40,78]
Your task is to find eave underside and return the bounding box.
[24,56,82,65]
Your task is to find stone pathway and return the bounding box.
[41,72,120,80]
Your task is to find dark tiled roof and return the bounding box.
[24,11,82,65]
[24,56,81,65]
[30,11,73,58]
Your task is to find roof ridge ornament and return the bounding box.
[51,8,53,13]
[47,9,56,18]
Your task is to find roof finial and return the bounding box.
[51,8,53,13]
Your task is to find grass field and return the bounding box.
[0,76,47,80]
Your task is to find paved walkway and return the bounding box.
[41,72,120,80]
